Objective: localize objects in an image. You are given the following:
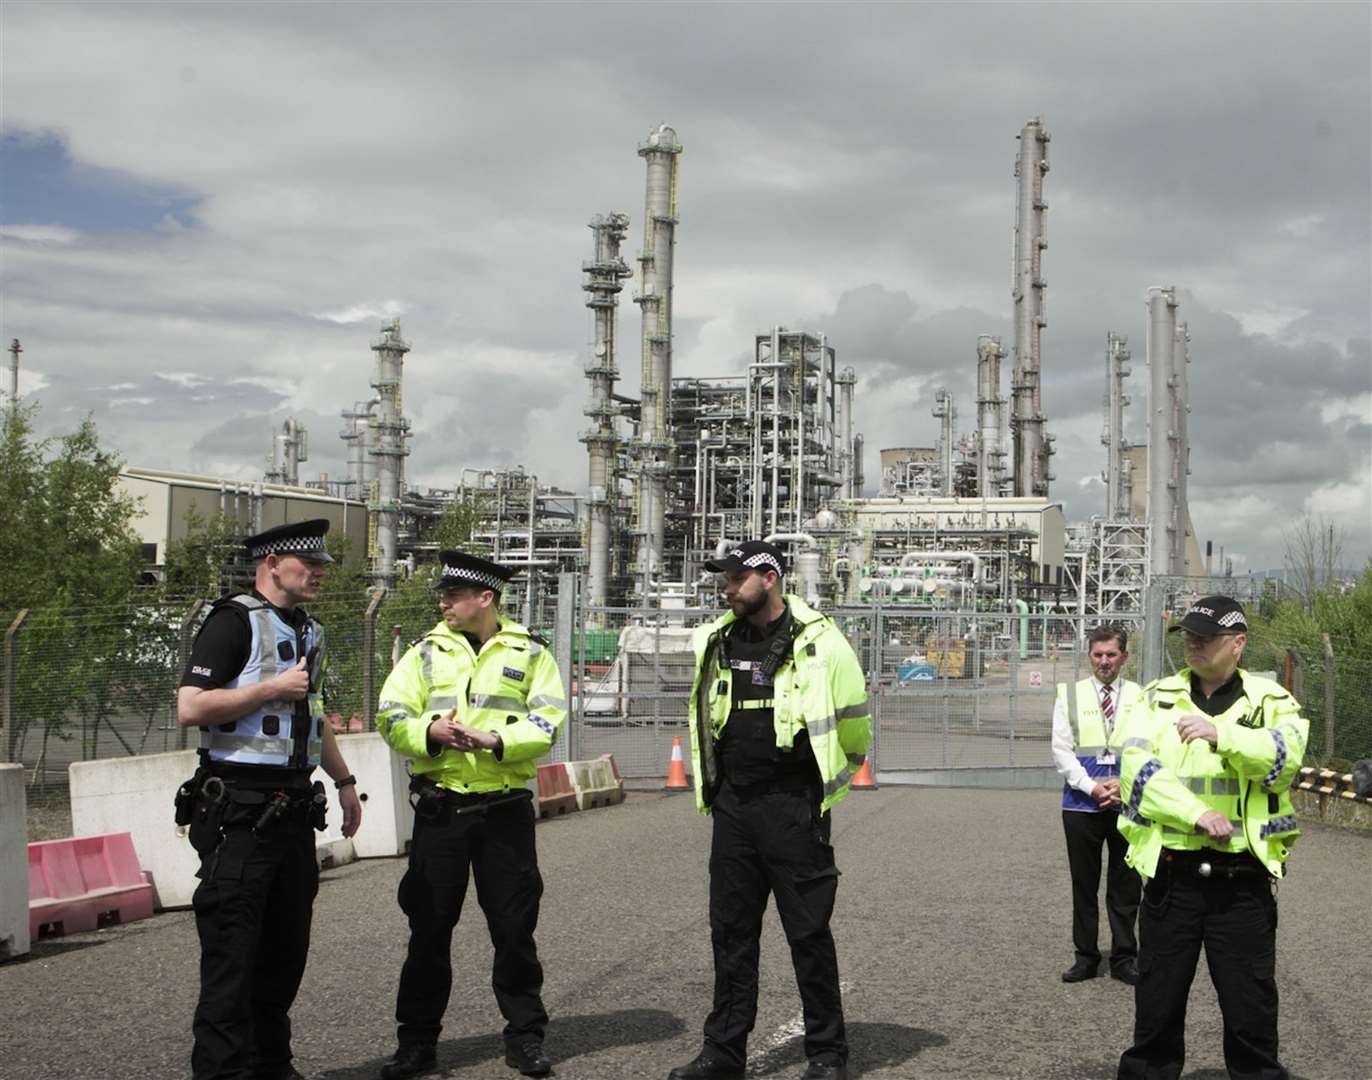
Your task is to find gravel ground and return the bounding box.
[3,788,1369,1079]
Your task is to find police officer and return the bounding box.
[176,519,363,1080]
[1116,596,1307,1080]
[1051,625,1141,985]
[668,541,871,1080]
[376,551,566,1080]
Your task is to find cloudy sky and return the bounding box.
[2,2,1368,571]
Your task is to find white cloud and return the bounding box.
[311,300,410,325]
[0,223,82,244]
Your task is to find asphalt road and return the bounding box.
[4,788,1369,1080]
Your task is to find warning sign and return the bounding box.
[1028,670,1043,689]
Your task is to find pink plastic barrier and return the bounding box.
[535,763,578,819]
[28,832,155,938]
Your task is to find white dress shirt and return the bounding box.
[1051,677,1128,799]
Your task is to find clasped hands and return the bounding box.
[427,708,499,752]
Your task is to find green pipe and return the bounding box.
[1014,599,1029,660]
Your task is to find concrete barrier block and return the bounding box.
[335,733,413,858]
[70,750,202,910]
[565,758,625,812]
[536,763,577,819]
[28,833,155,939]
[1,765,30,961]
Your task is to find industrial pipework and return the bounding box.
[933,388,956,497]
[633,124,682,594]
[369,319,411,585]
[581,211,632,612]
[339,399,377,502]
[1010,116,1052,498]
[266,418,308,487]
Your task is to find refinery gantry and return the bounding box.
[246,117,1205,618]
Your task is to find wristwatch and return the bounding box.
[334,774,357,790]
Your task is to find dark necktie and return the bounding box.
[1101,684,1115,727]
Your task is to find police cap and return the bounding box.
[245,519,333,563]
[705,539,786,577]
[436,550,518,593]
[1168,595,1247,637]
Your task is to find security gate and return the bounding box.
[567,603,1143,784]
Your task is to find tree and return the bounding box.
[1282,513,1345,610]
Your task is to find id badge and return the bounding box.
[1098,752,1117,766]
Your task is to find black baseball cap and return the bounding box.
[705,540,786,577]
[1168,595,1248,637]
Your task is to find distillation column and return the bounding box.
[340,401,375,502]
[837,367,857,498]
[1173,321,1191,564]
[975,335,1006,497]
[581,212,632,611]
[369,319,411,585]
[933,388,956,496]
[1146,288,1179,576]
[1011,117,1052,497]
[1103,333,1132,520]
[267,418,308,486]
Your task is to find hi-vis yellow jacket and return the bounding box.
[687,595,871,815]
[377,619,566,794]
[1117,667,1307,878]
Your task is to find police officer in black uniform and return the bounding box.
[176,519,363,1080]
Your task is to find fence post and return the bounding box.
[1322,633,1335,762]
[175,600,207,750]
[361,588,385,730]
[3,609,29,764]
[554,571,576,763]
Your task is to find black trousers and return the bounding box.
[1062,809,1140,967]
[1117,861,1285,1080]
[394,794,547,1049]
[191,819,319,1080]
[704,781,846,1069]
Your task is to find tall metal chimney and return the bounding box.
[1103,332,1132,520]
[369,319,411,585]
[837,367,857,498]
[339,400,375,502]
[1011,117,1051,497]
[267,418,308,486]
[975,335,1007,497]
[6,339,20,414]
[632,124,682,594]
[1146,287,1179,576]
[581,212,632,611]
[932,388,956,496]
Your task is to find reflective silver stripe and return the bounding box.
[471,694,528,714]
[307,738,323,760]
[1186,778,1208,794]
[378,700,409,718]
[835,700,869,721]
[204,732,292,757]
[1122,737,1153,751]
[823,767,852,798]
[733,699,775,711]
[250,608,279,680]
[807,713,838,740]
[1120,805,1150,826]
[528,694,566,710]
[419,641,434,684]
[1210,777,1241,796]
[426,695,459,711]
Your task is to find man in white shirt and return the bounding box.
[1051,625,1142,985]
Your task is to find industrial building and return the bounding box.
[218,117,1212,620]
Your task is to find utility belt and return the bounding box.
[408,775,532,825]
[1160,849,1270,881]
[175,764,326,856]
[724,775,819,801]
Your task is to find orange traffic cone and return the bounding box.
[851,755,877,790]
[664,735,691,793]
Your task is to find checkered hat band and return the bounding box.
[1217,611,1245,628]
[252,536,327,559]
[442,566,504,590]
[742,552,782,575]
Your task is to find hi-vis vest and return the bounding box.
[1117,668,1307,878]
[1057,678,1139,812]
[201,595,325,768]
[687,594,872,815]
[376,619,567,794]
